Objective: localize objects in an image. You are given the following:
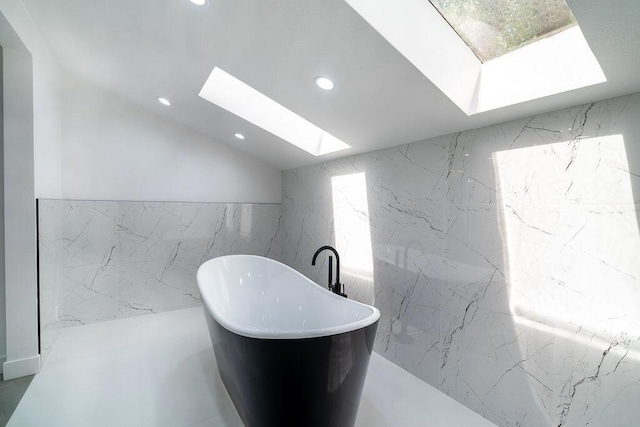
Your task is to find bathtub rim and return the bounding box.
[197,254,381,340]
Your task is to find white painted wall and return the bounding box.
[1,0,63,379]
[0,0,62,200]
[32,61,62,198]
[62,75,282,204]
[1,14,40,379]
[0,48,5,372]
[0,0,64,379]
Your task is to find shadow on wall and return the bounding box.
[278,93,640,427]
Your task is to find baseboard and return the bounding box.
[0,355,6,374]
[3,355,41,380]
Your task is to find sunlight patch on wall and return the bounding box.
[495,134,640,341]
[331,173,374,291]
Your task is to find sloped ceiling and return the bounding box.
[22,0,640,170]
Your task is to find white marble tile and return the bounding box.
[503,203,640,426]
[39,201,281,336]
[445,96,640,207]
[276,200,337,285]
[553,325,640,427]
[281,164,334,206]
[277,93,640,426]
[370,206,444,386]
[200,203,281,260]
[37,200,66,332]
[59,200,119,325]
[504,204,640,341]
[439,205,555,427]
[365,139,449,206]
[117,201,200,316]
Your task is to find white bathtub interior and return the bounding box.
[198,255,380,339]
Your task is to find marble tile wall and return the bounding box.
[276,93,640,426]
[38,200,280,358]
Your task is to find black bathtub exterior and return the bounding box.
[204,310,378,427]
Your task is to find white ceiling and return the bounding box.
[23,0,640,170]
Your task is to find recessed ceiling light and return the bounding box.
[189,0,207,5]
[314,76,335,91]
[199,67,350,156]
[158,97,171,106]
[234,133,245,140]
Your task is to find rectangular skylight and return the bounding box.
[199,67,350,156]
[345,0,604,115]
[428,0,577,62]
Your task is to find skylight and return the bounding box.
[345,0,605,115]
[199,67,350,156]
[428,0,577,62]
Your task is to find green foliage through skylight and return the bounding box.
[429,0,577,62]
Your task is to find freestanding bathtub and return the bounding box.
[197,255,380,427]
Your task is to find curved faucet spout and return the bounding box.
[311,246,340,284]
[312,246,344,297]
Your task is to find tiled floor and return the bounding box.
[10,308,495,426]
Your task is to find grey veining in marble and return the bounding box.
[38,200,280,361]
[277,93,640,427]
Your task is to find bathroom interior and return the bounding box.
[1,0,639,426]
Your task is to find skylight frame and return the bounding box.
[345,0,605,115]
[199,67,350,157]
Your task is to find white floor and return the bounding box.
[9,308,495,427]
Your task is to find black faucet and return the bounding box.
[312,246,347,298]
